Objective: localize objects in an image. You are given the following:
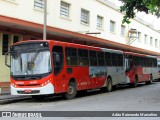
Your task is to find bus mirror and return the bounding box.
[5,52,11,68]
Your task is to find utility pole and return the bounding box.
[43,0,47,40]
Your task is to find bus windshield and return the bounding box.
[11,50,52,76]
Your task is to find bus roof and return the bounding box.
[102,48,123,54]
[11,40,123,53]
[124,52,156,58]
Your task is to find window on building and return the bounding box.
[13,36,19,43]
[97,16,103,30]
[121,25,125,36]
[2,34,9,55]
[155,39,158,48]
[138,32,141,42]
[150,37,153,46]
[34,0,44,10]
[144,34,147,44]
[81,9,90,25]
[110,20,115,33]
[4,0,15,2]
[60,1,70,18]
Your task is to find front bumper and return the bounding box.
[11,83,54,95]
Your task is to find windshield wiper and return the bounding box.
[27,49,40,71]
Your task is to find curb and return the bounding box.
[0,96,32,105]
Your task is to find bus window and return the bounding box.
[125,58,129,71]
[65,47,78,66]
[52,46,64,75]
[112,53,118,66]
[78,49,89,66]
[89,50,97,66]
[117,54,123,66]
[125,58,134,72]
[97,52,105,66]
[105,52,112,66]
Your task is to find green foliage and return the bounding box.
[120,0,160,24]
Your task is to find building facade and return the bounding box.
[0,0,160,87]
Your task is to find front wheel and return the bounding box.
[64,82,77,99]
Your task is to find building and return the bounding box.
[0,0,160,91]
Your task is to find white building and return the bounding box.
[0,0,160,87]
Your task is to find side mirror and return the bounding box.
[5,51,11,68]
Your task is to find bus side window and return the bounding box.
[125,58,133,72]
[52,46,64,76]
[78,49,89,66]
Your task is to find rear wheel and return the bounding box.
[64,82,77,99]
[101,78,112,92]
[146,75,153,85]
[107,78,112,92]
[130,76,138,88]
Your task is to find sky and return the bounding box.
[107,0,160,30]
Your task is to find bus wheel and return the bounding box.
[130,77,138,88]
[64,82,77,99]
[146,75,153,85]
[107,78,112,92]
[101,78,112,92]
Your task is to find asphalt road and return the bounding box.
[0,81,160,120]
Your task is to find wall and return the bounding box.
[0,0,159,52]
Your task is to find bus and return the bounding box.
[124,52,158,87]
[5,40,126,99]
[157,57,160,80]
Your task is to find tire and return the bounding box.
[101,78,112,92]
[64,82,77,99]
[146,75,153,85]
[107,78,112,92]
[130,77,138,88]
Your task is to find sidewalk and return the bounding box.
[0,87,31,104]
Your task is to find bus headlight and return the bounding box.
[11,83,16,88]
[41,80,50,87]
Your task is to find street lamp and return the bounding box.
[43,0,47,40]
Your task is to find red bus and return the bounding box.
[5,40,127,99]
[157,57,160,80]
[5,40,158,99]
[124,52,158,87]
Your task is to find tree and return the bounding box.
[120,0,160,24]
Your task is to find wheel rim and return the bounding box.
[108,80,112,91]
[68,86,74,95]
